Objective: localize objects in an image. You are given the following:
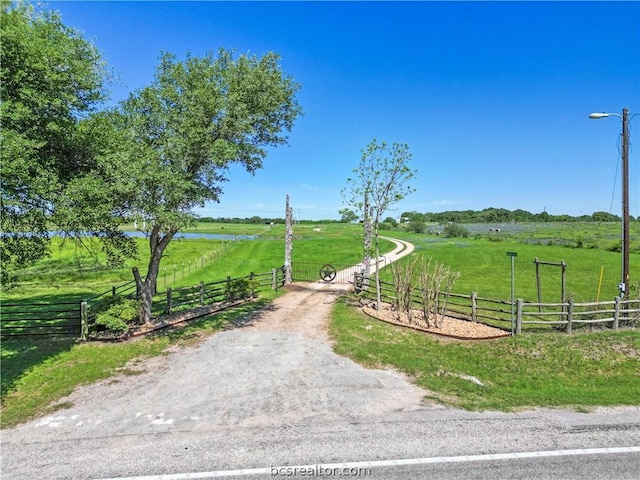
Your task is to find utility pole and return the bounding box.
[621,107,629,298]
[590,107,631,298]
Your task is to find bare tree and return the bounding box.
[342,139,416,309]
[417,259,460,328]
[391,257,417,323]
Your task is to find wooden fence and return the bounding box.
[150,269,283,316]
[1,267,286,339]
[355,274,640,334]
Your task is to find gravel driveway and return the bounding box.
[3,238,426,440]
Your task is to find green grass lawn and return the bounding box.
[381,234,637,303]
[330,295,640,411]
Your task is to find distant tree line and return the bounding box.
[398,208,635,224]
[202,207,637,225]
[198,216,344,224]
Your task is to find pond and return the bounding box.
[124,231,258,241]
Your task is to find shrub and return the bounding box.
[378,222,395,231]
[94,298,140,334]
[225,278,257,301]
[408,220,425,234]
[443,223,469,238]
[607,241,622,253]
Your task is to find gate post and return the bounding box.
[284,195,293,285]
[80,301,88,341]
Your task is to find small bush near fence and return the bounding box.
[389,257,460,328]
[94,297,141,335]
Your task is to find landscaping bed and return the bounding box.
[362,303,510,340]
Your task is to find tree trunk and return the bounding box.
[374,219,382,311]
[284,194,293,284]
[134,225,176,324]
[363,194,372,277]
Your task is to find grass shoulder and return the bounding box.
[329,294,640,411]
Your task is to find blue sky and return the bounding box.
[50,1,640,220]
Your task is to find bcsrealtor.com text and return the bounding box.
[270,464,372,477]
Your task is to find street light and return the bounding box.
[589,108,630,297]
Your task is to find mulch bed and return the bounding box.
[362,303,510,340]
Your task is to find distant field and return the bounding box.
[414,221,640,252]
[385,222,638,303]
[2,223,373,302]
[379,235,636,303]
[2,221,637,304]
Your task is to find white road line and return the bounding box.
[96,446,640,480]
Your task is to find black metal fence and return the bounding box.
[0,301,82,337]
[291,261,363,284]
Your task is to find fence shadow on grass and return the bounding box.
[1,335,76,398]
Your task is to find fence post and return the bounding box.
[132,267,141,298]
[613,296,621,329]
[566,298,573,334]
[471,292,477,322]
[271,268,277,290]
[112,286,117,297]
[166,288,172,314]
[199,281,205,305]
[80,301,88,341]
[516,299,523,335]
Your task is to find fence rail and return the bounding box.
[356,274,640,334]
[0,302,82,337]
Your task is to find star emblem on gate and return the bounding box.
[319,264,337,282]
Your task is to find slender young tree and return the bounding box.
[343,139,416,309]
[99,49,302,323]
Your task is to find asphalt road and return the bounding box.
[2,238,639,479]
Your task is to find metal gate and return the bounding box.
[291,262,364,284]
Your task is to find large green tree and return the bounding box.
[98,49,302,323]
[0,1,132,284]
